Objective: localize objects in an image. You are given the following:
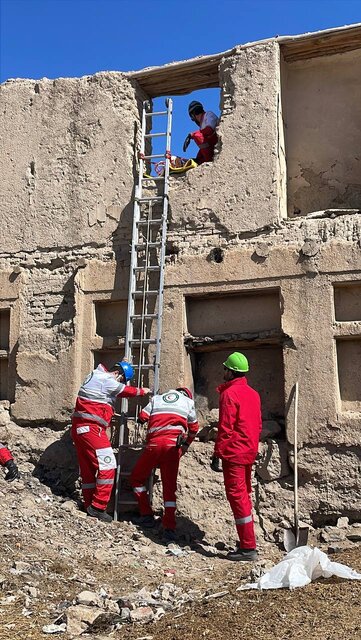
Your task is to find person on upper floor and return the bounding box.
[183,101,219,165]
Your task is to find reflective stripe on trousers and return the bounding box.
[71,422,116,511]
[235,514,253,525]
[222,461,256,549]
[131,443,181,530]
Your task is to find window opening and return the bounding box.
[148,88,221,177]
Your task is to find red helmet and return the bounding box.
[176,387,193,399]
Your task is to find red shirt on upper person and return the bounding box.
[191,111,219,164]
[72,364,146,429]
[214,377,262,465]
[138,389,199,446]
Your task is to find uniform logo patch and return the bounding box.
[104,456,112,464]
[162,392,179,403]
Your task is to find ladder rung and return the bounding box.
[133,266,160,272]
[136,219,163,226]
[132,290,159,297]
[120,471,132,477]
[141,176,165,182]
[131,313,158,320]
[144,132,167,138]
[141,154,166,160]
[132,364,154,369]
[130,339,157,345]
[118,499,139,506]
[136,196,164,202]
[145,111,167,117]
[135,242,162,250]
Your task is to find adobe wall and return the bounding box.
[0,72,146,422]
[0,73,143,252]
[282,48,361,216]
[169,42,283,234]
[0,38,360,530]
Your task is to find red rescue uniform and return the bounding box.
[191,111,218,164]
[131,390,199,530]
[215,377,262,549]
[72,364,146,511]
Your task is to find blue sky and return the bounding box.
[1,0,360,161]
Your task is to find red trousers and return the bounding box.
[222,461,256,549]
[71,422,116,510]
[0,444,13,466]
[131,442,182,530]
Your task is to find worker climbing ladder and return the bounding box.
[113,98,173,521]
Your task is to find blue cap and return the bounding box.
[115,361,135,382]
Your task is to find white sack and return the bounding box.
[239,545,361,591]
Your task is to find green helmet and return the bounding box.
[223,352,249,372]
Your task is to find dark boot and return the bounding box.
[162,529,176,542]
[4,460,20,482]
[227,547,258,562]
[87,505,112,523]
[132,514,156,529]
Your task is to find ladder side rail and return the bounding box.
[115,99,172,519]
[114,102,148,521]
[136,205,153,391]
[153,98,173,393]
[134,203,156,441]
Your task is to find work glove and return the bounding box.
[210,455,223,473]
[180,443,189,456]
[183,133,191,153]
[176,434,189,455]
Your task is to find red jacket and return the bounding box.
[214,377,262,464]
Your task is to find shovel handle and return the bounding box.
[294,382,299,541]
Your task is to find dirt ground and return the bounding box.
[0,465,360,640]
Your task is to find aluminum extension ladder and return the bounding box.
[113,98,173,520]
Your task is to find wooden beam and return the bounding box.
[281,25,361,62]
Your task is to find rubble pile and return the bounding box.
[0,407,361,638]
[42,582,208,636]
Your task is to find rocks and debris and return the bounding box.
[0,424,360,639]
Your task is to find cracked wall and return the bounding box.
[282,48,361,216]
[167,42,282,235]
[1,33,361,531]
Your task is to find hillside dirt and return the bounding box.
[0,447,360,640]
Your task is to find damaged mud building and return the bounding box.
[1,24,360,537]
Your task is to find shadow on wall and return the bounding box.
[50,271,77,328]
[33,429,79,497]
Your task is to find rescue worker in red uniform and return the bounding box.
[0,444,20,481]
[183,101,219,165]
[131,388,199,541]
[212,352,262,561]
[72,361,150,522]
